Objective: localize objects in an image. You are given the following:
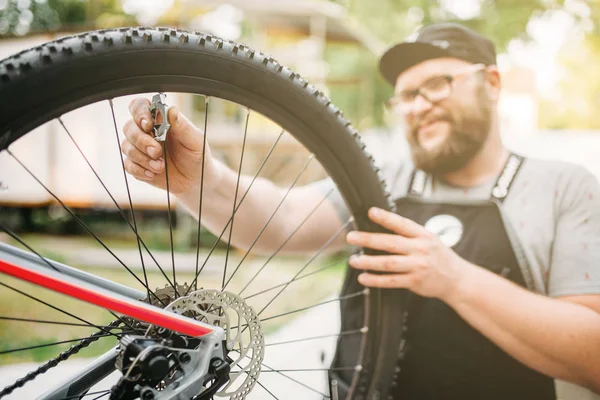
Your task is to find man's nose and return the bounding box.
[412,93,434,115]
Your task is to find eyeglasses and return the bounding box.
[386,63,486,114]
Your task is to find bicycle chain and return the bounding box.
[0,319,123,398]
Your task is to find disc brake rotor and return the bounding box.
[166,289,264,399]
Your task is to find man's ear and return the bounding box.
[485,65,501,102]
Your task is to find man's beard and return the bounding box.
[407,87,492,175]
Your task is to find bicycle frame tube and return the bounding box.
[0,242,145,299]
[0,243,216,337]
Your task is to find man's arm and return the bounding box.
[122,98,348,255]
[177,159,348,255]
[447,265,600,392]
[444,164,600,391]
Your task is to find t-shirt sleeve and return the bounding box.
[548,165,600,297]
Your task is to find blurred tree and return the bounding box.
[0,0,137,37]
[85,0,136,29]
[0,0,61,36]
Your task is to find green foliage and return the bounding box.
[48,0,87,26]
[0,0,136,36]
[0,0,61,36]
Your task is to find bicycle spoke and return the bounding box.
[261,367,355,373]
[263,155,292,184]
[1,225,60,273]
[0,281,121,338]
[231,290,364,335]
[89,390,111,400]
[184,128,286,296]
[194,96,210,291]
[107,310,144,335]
[109,100,152,301]
[222,154,315,291]
[6,150,168,307]
[231,219,353,337]
[256,219,353,317]
[0,227,140,336]
[229,350,331,398]
[62,390,111,400]
[2,106,361,400]
[162,141,178,297]
[0,332,133,355]
[259,368,330,398]
[58,114,175,294]
[244,257,345,300]
[237,187,335,296]
[1,220,167,309]
[227,363,279,399]
[2,225,148,334]
[255,379,279,399]
[0,316,100,328]
[265,328,364,347]
[259,290,364,324]
[222,108,250,290]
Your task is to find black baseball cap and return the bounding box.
[379,22,497,86]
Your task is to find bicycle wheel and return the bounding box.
[0,27,403,400]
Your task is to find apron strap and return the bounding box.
[407,169,427,197]
[407,152,525,203]
[490,153,524,203]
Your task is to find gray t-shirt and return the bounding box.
[312,152,600,399]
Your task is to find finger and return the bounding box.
[121,139,164,173]
[124,158,155,181]
[166,106,204,152]
[349,254,415,273]
[346,231,414,254]
[128,97,153,133]
[368,207,428,238]
[123,119,162,160]
[357,272,418,289]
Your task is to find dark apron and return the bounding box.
[330,154,557,399]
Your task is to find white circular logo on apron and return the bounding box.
[424,214,464,248]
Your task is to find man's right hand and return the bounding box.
[121,97,219,195]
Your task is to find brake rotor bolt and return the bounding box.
[179,353,191,364]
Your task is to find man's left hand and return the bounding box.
[347,207,475,301]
